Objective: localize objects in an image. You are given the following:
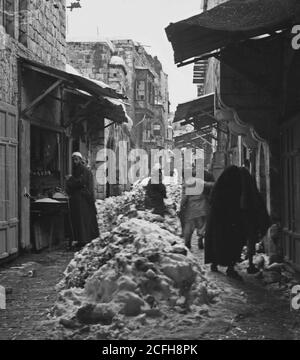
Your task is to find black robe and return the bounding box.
[66,163,99,245]
[145,180,167,216]
[205,165,270,266]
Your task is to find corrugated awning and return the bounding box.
[20,57,130,124]
[174,93,215,126]
[21,57,127,99]
[165,0,299,65]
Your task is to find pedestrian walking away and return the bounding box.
[204,165,271,281]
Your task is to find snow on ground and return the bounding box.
[49,183,222,339]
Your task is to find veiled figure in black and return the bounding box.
[66,153,99,248]
[145,168,167,216]
[205,165,270,280]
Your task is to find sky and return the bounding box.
[66,0,203,112]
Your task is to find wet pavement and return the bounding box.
[0,246,74,340]
[133,236,300,340]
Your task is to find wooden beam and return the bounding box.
[21,79,63,116]
[22,63,67,82]
[48,94,68,103]
[177,50,221,67]
[194,108,219,123]
[23,114,65,133]
[104,121,115,129]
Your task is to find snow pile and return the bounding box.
[165,182,182,213]
[96,184,146,233]
[96,181,182,234]
[51,218,219,340]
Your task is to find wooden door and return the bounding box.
[281,116,300,270]
[0,101,18,259]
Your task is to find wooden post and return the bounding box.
[21,80,63,116]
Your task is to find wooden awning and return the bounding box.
[174,130,214,148]
[174,93,218,131]
[165,0,299,65]
[20,57,129,125]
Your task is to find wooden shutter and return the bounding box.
[281,117,300,269]
[0,101,18,259]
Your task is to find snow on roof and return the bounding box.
[65,64,82,76]
[109,55,127,69]
[66,64,111,89]
[103,96,133,125]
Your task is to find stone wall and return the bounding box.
[0,0,66,106]
[67,41,114,83]
[20,0,66,68]
[0,37,18,106]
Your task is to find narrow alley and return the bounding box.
[1,0,300,343]
[0,233,299,340]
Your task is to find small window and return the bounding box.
[19,0,28,46]
[148,82,152,104]
[136,80,145,101]
[153,123,161,136]
[1,0,15,38]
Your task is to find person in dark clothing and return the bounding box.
[205,165,270,280]
[66,152,99,248]
[145,168,167,216]
[239,166,271,273]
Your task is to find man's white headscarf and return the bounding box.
[72,152,83,159]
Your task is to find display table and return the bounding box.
[31,199,70,251]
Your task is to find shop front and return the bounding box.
[0,101,18,260]
[281,115,300,270]
[15,58,129,256]
[165,0,300,268]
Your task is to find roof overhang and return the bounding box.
[174,93,220,132]
[174,93,214,122]
[165,0,300,66]
[20,57,130,125]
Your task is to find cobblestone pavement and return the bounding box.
[132,236,300,340]
[0,236,300,340]
[0,247,74,340]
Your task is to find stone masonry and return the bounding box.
[0,0,66,106]
[67,39,170,150]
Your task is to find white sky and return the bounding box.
[66,0,203,112]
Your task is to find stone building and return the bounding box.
[0,0,66,105]
[0,1,129,260]
[67,39,170,156]
[0,0,67,260]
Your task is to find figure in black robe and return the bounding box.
[145,169,167,216]
[205,165,270,280]
[66,156,99,248]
